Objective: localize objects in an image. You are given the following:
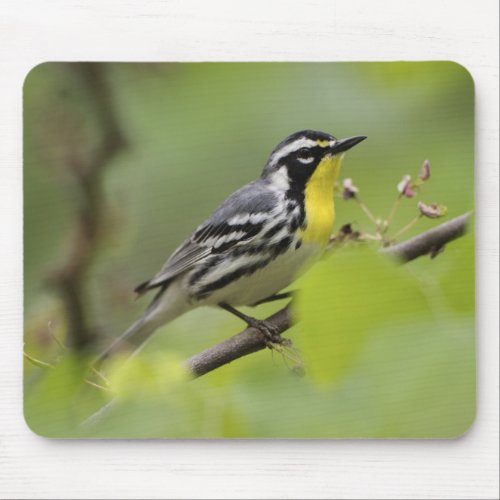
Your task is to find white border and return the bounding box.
[1,1,498,498]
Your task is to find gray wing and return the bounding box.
[134,179,278,295]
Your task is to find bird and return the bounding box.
[96,130,366,363]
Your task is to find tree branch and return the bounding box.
[187,306,292,377]
[82,212,471,427]
[185,212,471,378]
[380,212,471,262]
[46,64,127,349]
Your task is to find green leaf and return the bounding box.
[294,247,433,386]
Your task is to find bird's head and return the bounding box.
[261,130,366,192]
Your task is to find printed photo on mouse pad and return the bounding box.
[23,62,475,438]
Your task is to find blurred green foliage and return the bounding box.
[24,62,474,437]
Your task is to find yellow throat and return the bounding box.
[300,154,344,246]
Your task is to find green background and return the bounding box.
[24,62,475,437]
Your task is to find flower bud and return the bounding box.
[397,175,415,198]
[418,201,447,219]
[419,159,431,181]
[342,178,359,200]
[339,223,353,235]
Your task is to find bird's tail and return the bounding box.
[93,315,158,366]
[93,283,190,367]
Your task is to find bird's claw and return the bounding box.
[247,318,283,347]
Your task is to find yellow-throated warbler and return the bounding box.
[98,130,366,361]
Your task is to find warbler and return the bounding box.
[98,130,366,361]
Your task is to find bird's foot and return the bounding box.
[245,317,284,347]
[218,302,286,348]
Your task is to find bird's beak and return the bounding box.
[330,135,367,155]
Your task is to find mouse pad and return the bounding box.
[23,62,475,438]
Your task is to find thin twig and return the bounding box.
[386,194,402,228]
[355,196,378,224]
[24,352,54,370]
[84,379,115,393]
[390,214,422,241]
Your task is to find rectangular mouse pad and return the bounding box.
[23,62,475,438]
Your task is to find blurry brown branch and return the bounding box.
[47,64,127,349]
[185,212,471,378]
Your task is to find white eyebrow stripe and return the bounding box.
[270,137,318,166]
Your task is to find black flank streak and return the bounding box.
[195,258,272,300]
[231,242,269,257]
[192,235,295,300]
[288,215,301,232]
[271,236,293,257]
[188,254,223,286]
[285,190,306,228]
[262,220,286,239]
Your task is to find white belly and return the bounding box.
[198,242,324,307]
